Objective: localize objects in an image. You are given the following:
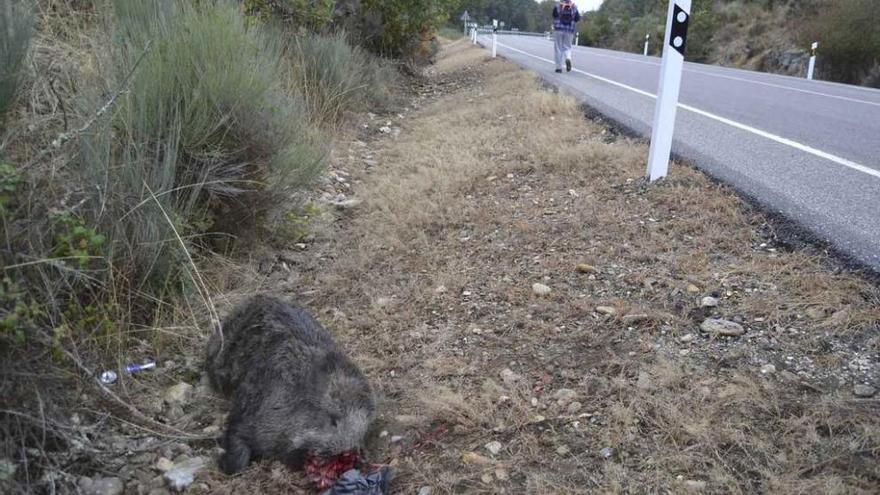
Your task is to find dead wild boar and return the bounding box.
[206,295,375,474]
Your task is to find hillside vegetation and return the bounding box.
[581,0,880,87]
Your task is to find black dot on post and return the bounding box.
[669,4,690,56]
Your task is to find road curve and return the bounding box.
[477,34,880,273]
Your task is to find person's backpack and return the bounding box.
[559,1,574,23]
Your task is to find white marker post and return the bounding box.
[492,20,498,58]
[575,33,580,46]
[460,11,470,36]
[644,34,650,56]
[646,0,691,181]
[807,41,818,80]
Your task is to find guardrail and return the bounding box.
[472,29,551,53]
[475,29,549,38]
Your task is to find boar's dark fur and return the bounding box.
[206,295,375,474]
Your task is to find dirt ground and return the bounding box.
[199,39,879,494]
[13,39,877,495]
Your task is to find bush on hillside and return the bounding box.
[801,0,880,86]
[243,0,336,30]
[353,0,459,60]
[288,31,396,125]
[0,1,34,122]
[74,0,324,295]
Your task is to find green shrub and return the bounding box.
[288,31,396,125]
[0,161,22,213]
[51,214,107,270]
[439,26,464,40]
[356,0,459,59]
[243,0,335,30]
[0,0,34,121]
[75,0,324,287]
[801,0,880,86]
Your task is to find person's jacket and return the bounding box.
[552,3,581,33]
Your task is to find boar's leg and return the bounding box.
[219,428,252,474]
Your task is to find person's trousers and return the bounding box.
[554,31,574,70]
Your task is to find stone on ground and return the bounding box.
[700,318,745,337]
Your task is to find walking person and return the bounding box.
[553,0,581,73]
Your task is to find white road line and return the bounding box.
[568,45,880,107]
[506,34,880,97]
[559,42,880,107]
[681,69,880,108]
[492,40,880,180]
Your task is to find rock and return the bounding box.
[576,264,598,274]
[636,372,653,390]
[830,308,850,324]
[163,457,205,492]
[129,452,156,467]
[760,364,776,374]
[805,307,826,320]
[379,126,392,134]
[762,48,809,74]
[679,333,695,343]
[163,383,193,408]
[434,285,447,294]
[701,296,719,308]
[494,468,509,481]
[79,477,124,495]
[595,306,617,316]
[532,283,552,296]
[395,415,426,427]
[390,435,404,444]
[499,368,522,386]
[552,388,578,403]
[567,401,583,414]
[780,370,799,382]
[622,314,650,325]
[686,284,700,294]
[461,452,492,465]
[555,445,571,455]
[418,487,433,495]
[484,441,503,455]
[0,458,16,481]
[480,472,494,484]
[331,198,362,210]
[155,458,174,473]
[854,384,876,398]
[201,425,220,435]
[683,480,707,492]
[700,319,745,337]
[599,447,614,458]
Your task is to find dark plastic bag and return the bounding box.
[321,467,395,495]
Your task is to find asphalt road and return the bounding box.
[477,34,880,273]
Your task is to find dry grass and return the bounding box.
[243,39,879,493]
